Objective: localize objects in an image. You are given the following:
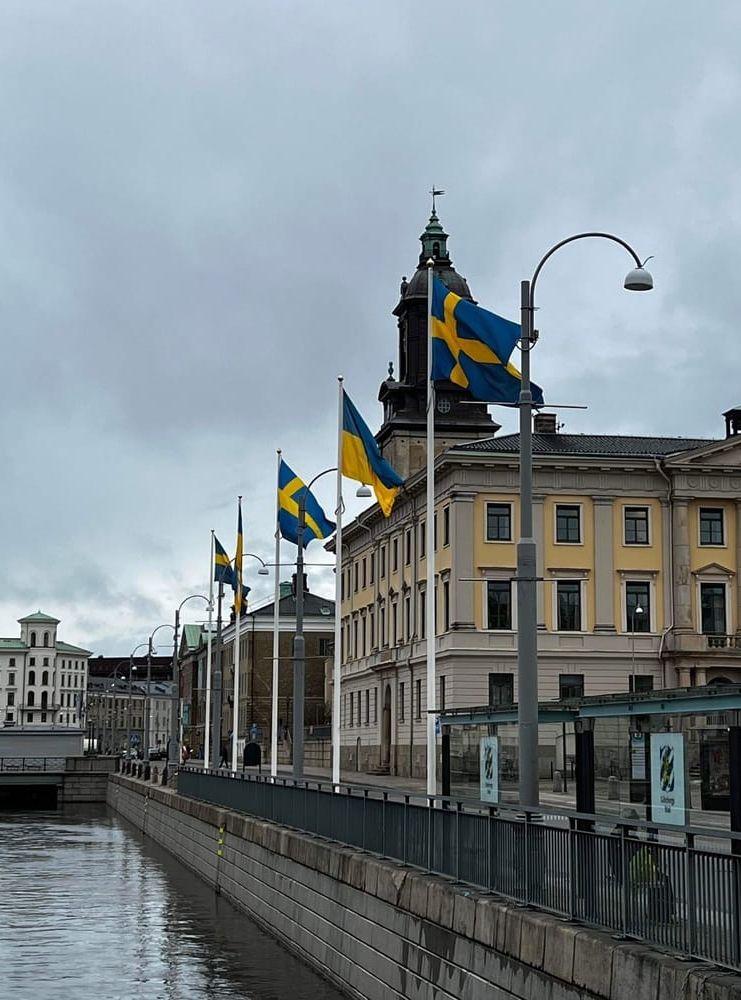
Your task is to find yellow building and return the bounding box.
[336,209,741,778]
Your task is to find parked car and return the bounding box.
[148,746,167,760]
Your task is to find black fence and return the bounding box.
[178,767,741,972]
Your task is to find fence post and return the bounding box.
[403,795,409,864]
[363,790,368,851]
[428,796,433,872]
[619,822,628,937]
[524,811,531,905]
[382,791,387,857]
[487,808,494,892]
[568,816,576,920]
[686,831,696,956]
[456,802,463,883]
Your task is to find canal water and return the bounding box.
[0,806,345,1000]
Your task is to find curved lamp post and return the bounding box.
[127,642,148,756]
[169,594,210,774]
[292,468,368,780]
[517,233,653,808]
[144,623,175,762]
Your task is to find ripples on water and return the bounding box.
[0,808,344,1000]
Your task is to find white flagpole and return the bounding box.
[332,375,344,789]
[204,529,214,769]
[271,449,282,778]
[231,497,242,773]
[425,258,437,799]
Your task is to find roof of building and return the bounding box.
[0,638,26,650]
[57,641,92,656]
[252,591,334,618]
[18,610,60,624]
[451,432,718,459]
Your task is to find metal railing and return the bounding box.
[0,756,66,772]
[178,767,741,972]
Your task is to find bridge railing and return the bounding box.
[0,756,66,772]
[178,766,741,973]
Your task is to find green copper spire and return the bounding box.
[419,187,450,262]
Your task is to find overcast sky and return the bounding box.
[1,1,739,654]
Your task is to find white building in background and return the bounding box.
[0,611,91,729]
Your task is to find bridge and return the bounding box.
[0,755,117,805]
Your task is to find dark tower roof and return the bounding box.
[395,208,474,307]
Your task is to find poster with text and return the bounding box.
[480,736,499,803]
[650,732,685,826]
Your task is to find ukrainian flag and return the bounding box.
[431,275,544,405]
[278,459,336,547]
[342,391,404,517]
[234,501,245,614]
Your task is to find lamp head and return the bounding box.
[624,267,653,292]
[356,485,372,498]
[257,566,269,576]
[635,605,644,614]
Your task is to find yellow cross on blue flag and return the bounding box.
[342,390,404,517]
[278,459,336,547]
[431,275,544,405]
[213,534,251,604]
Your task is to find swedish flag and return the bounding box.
[278,459,336,547]
[213,534,251,604]
[431,275,544,405]
[234,501,245,614]
[342,391,404,517]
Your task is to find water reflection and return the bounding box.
[0,807,344,1000]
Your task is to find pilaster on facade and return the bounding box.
[672,498,693,632]
[449,491,476,631]
[593,496,616,632]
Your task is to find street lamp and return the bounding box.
[630,603,645,695]
[145,623,174,763]
[170,595,210,775]
[517,232,653,808]
[127,642,148,756]
[292,467,363,780]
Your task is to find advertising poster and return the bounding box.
[480,736,499,803]
[650,732,685,826]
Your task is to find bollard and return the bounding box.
[553,770,564,793]
[607,775,619,801]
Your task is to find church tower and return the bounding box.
[376,202,498,477]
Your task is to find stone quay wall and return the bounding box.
[108,773,741,1000]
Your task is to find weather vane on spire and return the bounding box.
[430,186,445,214]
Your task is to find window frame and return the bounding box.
[699,507,725,547]
[623,505,651,546]
[700,580,729,635]
[488,672,514,707]
[559,673,584,700]
[554,503,583,545]
[485,501,513,543]
[555,579,584,632]
[443,506,450,546]
[486,579,513,631]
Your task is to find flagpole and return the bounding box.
[271,449,282,779]
[332,375,344,789]
[231,496,243,772]
[211,581,224,767]
[204,529,214,769]
[425,258,436,799]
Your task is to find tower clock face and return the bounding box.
[437,397,452,415]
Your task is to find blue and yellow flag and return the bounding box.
[234,500,245,615]
[342,391,404,517]
[278,459,336,547]
[431,275,544,405]
[214,533,250,604]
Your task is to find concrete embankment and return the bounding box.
[108,773,741,1000]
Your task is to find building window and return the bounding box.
[624,506,649,545]
[369,608,375,650]
[399,682,405,722]
[404,595,411,641]
[7,692,14,707]
[486,503,512,541]
[392,602,398,645]
[392,538,399,572]
[701,583,727,635]
[443,506,450,546]
[629,675,654,693]
[30,632,36,647]
[357,695,362,727]
[43,657,49,667]
[415,679,422,719]
[318,637,332,657]
[361,616,367,657]
[365,690,370,725]
[380,605,386,647]
[41,670,49,685]
[405,529,412,565]
[28,670,36,686]
[40,712,47,723]
[439,675,446,712]
[362,558,367,589]
[488,673,514,707]
[700,508,724,546]
[27,713,32,724]
[443,581,450,632]
[380,546,386,579]
[43,632,49,647]
[9,658,14,667]
[419,521,426,558]
[349,693,354,727]
[434,512,438,550]
[419,590,426,639]
[556,504,581,543]
[556,581,582,631]
[8,672,15,686]
[27,692,35,707]
[369,551,375,585]
[353,619,359,658]
[626,582,651,632]
[559,674,584,699]
[487,581,512,630]
[353,563,359,593]
[373,688,378,724]
[29,657,35,667]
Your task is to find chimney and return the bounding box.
[279,581,292,599]
[533,412,558,434]
[723,405,741,438]
[291,572,309,597]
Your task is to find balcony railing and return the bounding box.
[706,634,741,650]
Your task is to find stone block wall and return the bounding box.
[108,774,741,1000]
